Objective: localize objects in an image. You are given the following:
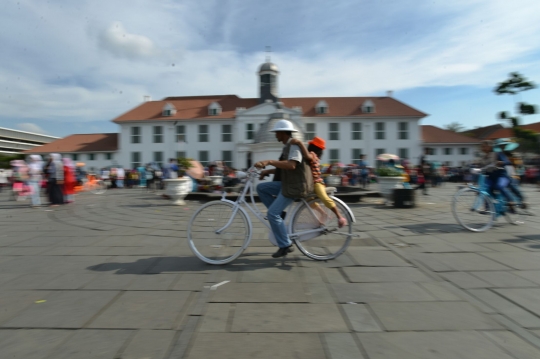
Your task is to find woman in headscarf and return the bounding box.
[44,153,64,205]
[62,157,76,203]
[28,155,43,207]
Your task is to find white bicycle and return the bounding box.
[188,167,357,265]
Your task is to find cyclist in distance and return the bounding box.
[289,136,348,228]
[254,119,314,258]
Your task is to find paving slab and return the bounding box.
[343,267,432,282]
[346,249,413,267]
[88,291,190,329]
[421,253,511,271]
[209,283,309,303]
[482,252,540,270]
[0,329,73,359]
[468,289,540,328]
[46,329,132,359]
[239,266,302,282]
[440,272,491,289]
[341,304,383,332]
[232,303,348,332]
[494,288,540,317]
[126,273,178,290]
[357,331,515,359]
[482,331,540,359]
[171,273,210,290]
[120,329,176,359]
[2,291,117,328]
[323,333,366,359]
[199,303,231,332]
[469,271,538,288]
[186,333,326,359]
[331,282,436,303]
[369,301,503,330]
[514,270,540,285]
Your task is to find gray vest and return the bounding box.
[281,143,314,198]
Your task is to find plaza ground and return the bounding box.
[1,183,540,358]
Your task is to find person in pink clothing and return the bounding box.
[62,157,76,203]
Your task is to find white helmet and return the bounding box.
[269,119,298,132]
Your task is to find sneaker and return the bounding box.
[520,202,528,209]
[272,245,294,258]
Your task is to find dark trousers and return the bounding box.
[47,179,64,205]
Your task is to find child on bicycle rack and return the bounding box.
[289,136,347,228]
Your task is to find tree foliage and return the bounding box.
[0,153,25,169]
[443,122,466,133]
[494,72,538,153]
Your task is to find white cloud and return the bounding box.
[17,122,49,134]
[98,22,160,60]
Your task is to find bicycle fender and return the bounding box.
[330,196,356,223]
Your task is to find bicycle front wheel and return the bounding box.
[291,198,352,261]
[188,201,251,265]
[452,188,495,232]
[91,180,107,195]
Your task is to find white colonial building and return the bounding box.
[112,61,427,169]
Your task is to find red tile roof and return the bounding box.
[112,95,427,123]
[422,125,481,144]
[24,133,118,153]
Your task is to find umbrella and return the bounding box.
[186,160,204,180]
[376,153,399,161]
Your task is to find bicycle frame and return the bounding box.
[466,175,507,217]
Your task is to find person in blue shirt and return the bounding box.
[357,154,370,188]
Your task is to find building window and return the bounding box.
[72,154,78,161]
[351,149,363,163]
[444,148,453,155]
[375,122,385,140]
[176,125,186,142]
[316,100,328,114]
[105,153,113,160]
[375,148,385,157]
[153,126,163,143]
[329,123,339,141]
[199,125,208,142]
[305,123,316,141]
[460,147,469,155]
[431,148,437,155]
[362,100,375,113]
[131,152,141,169]
[199,150,209,166]
[88,153,95,161]
[398,148,409,160]
[208,102,221,116]
[176,151,186,159]
[329,149,340,163]
[398,122,408,140]
[246,123,254,140]
[222,151,232,167]
[352,123,362,140]
[153,151,163,166]
[131,126,141,144]
[222,124,232,142]
[162,103,176,117]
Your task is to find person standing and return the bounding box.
[63,158,76,203]
[27,155,43,207]
[358,154,369,189]
[255,119,313,258]
[44,153,64,206]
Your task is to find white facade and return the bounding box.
[115,102,424,170]
[0,127,59,154]
[424,143,480,167]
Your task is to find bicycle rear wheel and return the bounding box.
[91,180,107,195]
[290,198,352,260]
[452,188,495,232]
[188,201,251,265]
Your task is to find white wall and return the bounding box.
[424,144,480,167]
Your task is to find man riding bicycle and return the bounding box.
[254,119,313,258]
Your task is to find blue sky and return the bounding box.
[0,0,539,137]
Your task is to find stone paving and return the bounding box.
[2,184,540,358]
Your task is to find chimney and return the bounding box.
[386,90,393,97]
[143,95,152,102]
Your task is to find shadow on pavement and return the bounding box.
[87,256,295,275]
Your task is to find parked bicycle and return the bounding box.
[188,167,357,265]
[452,174,531,232]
